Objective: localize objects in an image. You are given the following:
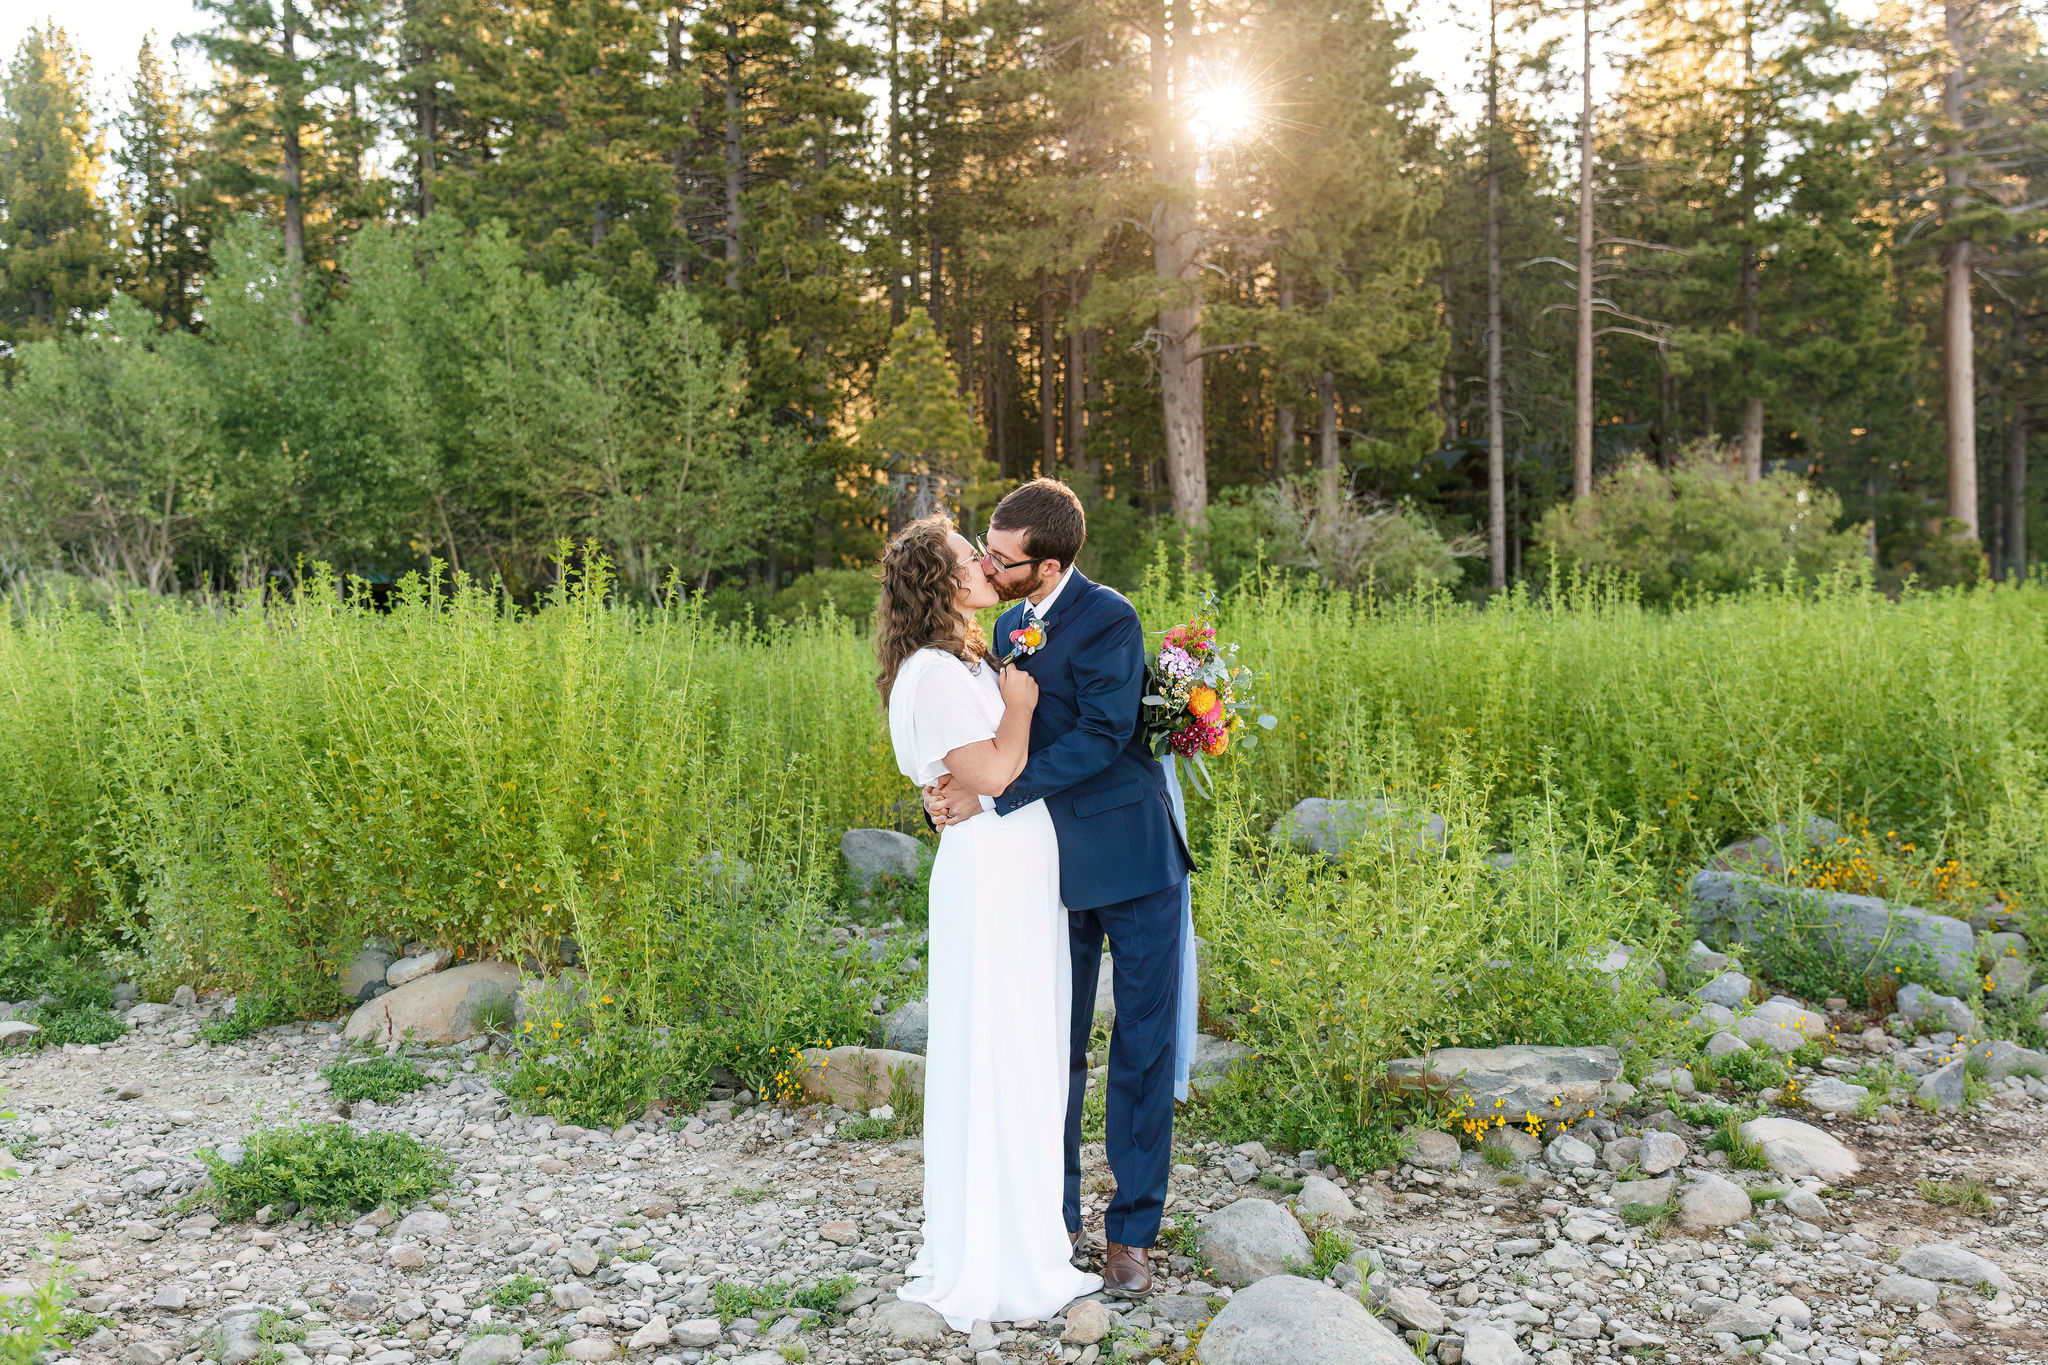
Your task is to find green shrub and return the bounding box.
[1716,1045,1789,1095]
[197,1122,452,1222]
[1533,447,1868,607]
[323,1056,431,1105]
[33,1005,127,1046]
[769,569,879,627]
[1705,1114,1770,1171]
[708,1276,856,1326]
[202,987,349,1045]
[486,1274,549,1310]
[0,1252,71,1365]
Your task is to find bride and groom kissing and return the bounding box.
[874,477,1196,1331]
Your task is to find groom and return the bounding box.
[925,478,1193,1298]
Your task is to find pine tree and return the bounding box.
[864,314,995,528]
[115,38,210,332]
[0,25,118,362]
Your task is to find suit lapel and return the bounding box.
[1037,567,1092,635]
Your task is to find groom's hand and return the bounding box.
[924,775,983,829]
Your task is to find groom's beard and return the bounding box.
[995,566,1046,602]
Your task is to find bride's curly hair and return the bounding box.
[876,515,986,706]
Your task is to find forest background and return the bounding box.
[0,0,2045,609]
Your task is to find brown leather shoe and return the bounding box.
[1102,1241,1153,1298]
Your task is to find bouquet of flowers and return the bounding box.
[1141,605,1276,795]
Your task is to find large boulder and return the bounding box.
[1677,1174,1752,1230]
[1188,1034,1253,1092]
[1736,999,1829,1054]
[1196,1273,1413,1365]
[1385,1044,1620,1124]
[1964,1038,2048,1080]
[878,999,929,1054]
[0,1020,40,1049]
[795,1045,924,1109]
[1739,1117,1860,1183]
[1270,797,1446,863]
[336,942,395,1002]
[343,961,521,1045]
[1197,1198,1312,1286]
[1898,983,1977,1037]
[1895,1242,2012,1293]
[1689,872,1976,995]
[840,829,925,891]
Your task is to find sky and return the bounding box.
[3,0,1517,136]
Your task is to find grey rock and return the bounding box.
[1740,1117,1860,1182]
[1270,796,1447,862]
[1873,1274,1941,1309]
[394,1209,451,1241]
[872,1297,949,1346]
[125,1002,173,1025]
[1736,1000,1830,1053]
[1543,1134,1596,1170]
[1383,1286,1446,1333]
[1385,1044,1620,1125]
[1917,1059,1967,1110]
[171,984,198,1008]
[840,829,925,890]
[1964,1038,2047,1080]
[670,1320,722,1350]
[878,998,929,1054]
[1407,1128,1461,1169]
[0,1020,40,1049]
[338,944,395,1002]
[1061,1300,1110,1345]
[1294,1174,1357,1223]
[1690,872,1976,994]
[1702,1303,1776,1338]
[1898,983,1978,1036]
[1800,1076,1869,1112]
[1599,1135,1640,1171]
[1188,1033,1254,1091]
[386,947,453,989]
[1479,1127,1541,1162]
[1197,1273,1414,1365]
[564,1243,600,1276]
[343,961,521,1046]
[1197,1197,1312,1286]
[1896,1242,2012,1293]
[458,1336,526,1365]
[1611,1177,1674,1209]
[1677,1174,1752,1230]
[1695,971,1753,1009]
[1638,1131,1687,1174]
[1457,1322,1531,1365]
[128,1345,170,1365]
[793,1044,924,1108]
[1972,898,2021,932]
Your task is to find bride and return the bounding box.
[875,515,1103,1330]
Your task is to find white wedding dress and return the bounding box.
[887,647,1103,1330]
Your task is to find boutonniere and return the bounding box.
[999,618,1046,665]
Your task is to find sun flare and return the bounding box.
[1188,81,1257,145]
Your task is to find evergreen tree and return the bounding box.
[864,314,995,528]
[115,38,210,332]
[0,25,117,363]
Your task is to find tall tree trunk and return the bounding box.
[1151,0,1206,520]
[723,38,743,293]
[1572,0,1595,500]
[1066,272,1088,473]
[1657,347,1677,468]
[887,0,904,324]
[1737,4,1763,481]
[1039,284,1058,474]
[412,0,437,217]
[1485,0,1506,588]
[1942,0,1977,536]
[667,11,688,284]
[1316,370,1339,505]
[281,3,305,327]
[2008,388,2029,579]
[1275,274,1295,477]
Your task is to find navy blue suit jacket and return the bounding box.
[991,569,1193,912]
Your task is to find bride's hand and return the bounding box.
[999,664,1039,711]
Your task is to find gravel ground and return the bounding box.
[5,996,2048,1365]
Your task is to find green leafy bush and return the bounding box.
[769,569,879,627]
[0,1253,71,1365]
[323,1056,431,1104]
[197,1123,452,1222]
[1534,448,1867,606]
[201,987,349,1045]
[709,1276,856,1326]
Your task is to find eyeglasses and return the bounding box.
[973,536,1033,573]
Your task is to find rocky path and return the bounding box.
[6,997,2048,1365]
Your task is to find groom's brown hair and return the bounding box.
[990,478,1086,569]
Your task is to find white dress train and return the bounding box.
[886,647,1102,1330]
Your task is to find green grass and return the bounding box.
[1917,1178,1994,1216]
[6,569,2048,1160]
[201,989,348,1045]
[1257,1173,1306,1193]
[1480,1143,1517,1170]
[256,1310,306,1344]
[32,1005,127,1047]
[731,1185,769,1205]
[1715,1044,1790,1095]
[1705,1114,1771,1172]
[708,1276,856,1326]
[323,1056,432,1104]
[197,1122,453,1222]
[1290,1225,1355,1280]
[1620,1198,1678,1237]
[486,1275,549,1310]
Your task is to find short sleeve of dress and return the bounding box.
[895,651,999,787]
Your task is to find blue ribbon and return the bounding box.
[1160,755,1199,1102]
